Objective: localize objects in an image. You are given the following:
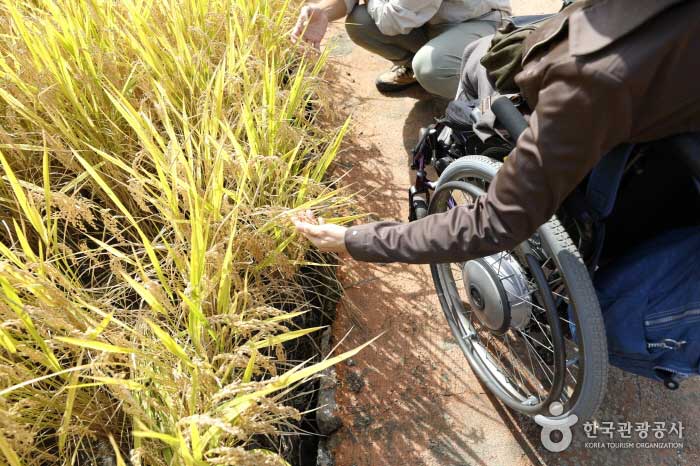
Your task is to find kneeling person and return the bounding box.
[293,0,511,98]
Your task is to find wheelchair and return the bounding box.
[408,92,700,423]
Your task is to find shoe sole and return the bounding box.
[375,80,418,93]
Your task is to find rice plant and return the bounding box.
[0,0,362,464]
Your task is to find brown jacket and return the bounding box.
[345,0,700,264]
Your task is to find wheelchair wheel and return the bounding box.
[430,156,608,421]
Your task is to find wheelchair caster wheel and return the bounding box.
[411,198,428,221]
[414,200,428,220]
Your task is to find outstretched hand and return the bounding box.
[291,209,348,254]
[291,5,329,49]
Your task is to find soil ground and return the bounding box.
[324,1,700,465]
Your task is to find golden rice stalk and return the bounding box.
[0,0,359,464]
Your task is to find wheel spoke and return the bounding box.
[517,331,555,386]
[517,328,554,354]
[504,334,529,392]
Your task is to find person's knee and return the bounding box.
[345,4,374,44]
[412,47,437,88]
[412,46,458,98]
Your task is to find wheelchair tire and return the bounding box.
[431,155,608,422]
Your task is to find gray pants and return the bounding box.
[345,4,502,98]
[458,34,497,102]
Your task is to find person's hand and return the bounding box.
[291,5,329,49]
[291,209,348,254]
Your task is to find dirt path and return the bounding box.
[325,2,700,465]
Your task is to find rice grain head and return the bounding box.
[0,0,362,464]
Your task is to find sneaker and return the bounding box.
[375,65,417,92]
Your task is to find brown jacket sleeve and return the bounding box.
[345,63,634,264]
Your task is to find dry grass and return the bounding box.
[0,0,364,464]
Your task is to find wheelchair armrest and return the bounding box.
[491,96,528,140]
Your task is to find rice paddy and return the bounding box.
[0,0,360,464]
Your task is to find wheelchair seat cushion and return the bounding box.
[443,100,477,131]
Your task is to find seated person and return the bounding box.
[292,0,511,98]
[293,0,700,265]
